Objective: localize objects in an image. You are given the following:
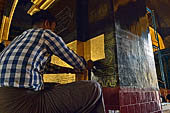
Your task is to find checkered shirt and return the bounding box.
[0,28,86,91]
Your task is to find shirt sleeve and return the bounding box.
[43,29,86,70]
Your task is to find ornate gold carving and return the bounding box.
[0,0,18,42]
[43,74,75,84]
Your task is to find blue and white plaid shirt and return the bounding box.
[0,28,86,91]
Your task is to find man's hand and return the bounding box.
[86,60,94,70]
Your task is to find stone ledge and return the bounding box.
[162,103,170,113]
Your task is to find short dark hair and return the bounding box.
[0,42,5,52]
[31,10,56,25]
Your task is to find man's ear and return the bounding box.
[44,20,50,29]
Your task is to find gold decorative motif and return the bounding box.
[28,0,56,15]
[43,74,75,84]
[0,0,18,42]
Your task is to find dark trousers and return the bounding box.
[0,80,105,113]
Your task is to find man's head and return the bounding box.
[32,10,56,31]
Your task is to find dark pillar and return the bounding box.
[88,0,162,113]
[76,0,89,42]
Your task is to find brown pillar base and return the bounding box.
[103,87,163,113]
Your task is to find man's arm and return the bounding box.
[44,30,86,70]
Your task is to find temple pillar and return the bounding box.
[88,0,162,113]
